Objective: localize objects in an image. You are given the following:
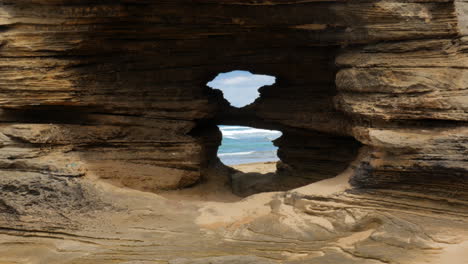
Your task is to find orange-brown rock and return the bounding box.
[0,1,466,263]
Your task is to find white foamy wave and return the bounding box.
[220,127,282,138]
[218,151,255,157]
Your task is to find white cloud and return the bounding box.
[217,76,250,85]
[207,71,276,108]
[209,74,275,88]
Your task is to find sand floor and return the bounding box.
[231,161,277,173]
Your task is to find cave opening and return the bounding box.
[201,69,361,198]
[217,125,282,166]
[206,70,281,168]
[203,70,288,197]
[207,70,275,108]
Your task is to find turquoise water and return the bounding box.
[218,125,282,165]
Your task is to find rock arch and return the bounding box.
[0,1,466,197]
[0,1,467,263]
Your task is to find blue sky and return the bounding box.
[207,70,276,107]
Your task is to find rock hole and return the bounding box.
[218,125,282,166]
[217,125,284,197]
[207,70,275,108]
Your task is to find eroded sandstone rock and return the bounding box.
[0,0,466,263]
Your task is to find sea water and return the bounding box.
[218,125,282,165]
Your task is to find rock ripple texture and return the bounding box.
[0,0,466,263]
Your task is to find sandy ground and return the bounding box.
[1,159,467,264]
[231,161,277,173]
[158,161,277,202]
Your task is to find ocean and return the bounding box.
[218,125,282,165]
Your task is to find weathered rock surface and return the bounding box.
[0,0,467,263]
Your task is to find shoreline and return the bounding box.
[231,161,277,174]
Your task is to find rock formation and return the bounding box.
[0,0,467,263]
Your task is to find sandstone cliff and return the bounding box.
[0,1,467,263]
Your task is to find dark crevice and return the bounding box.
[0,107,97,124]
[189,69,362,197]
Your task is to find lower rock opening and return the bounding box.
[217,125,282,166]
[217,125,282,197]
[196,68,364,198]
[227,128,362,197]
[186,120,363,199]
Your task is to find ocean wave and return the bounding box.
[220,127,282,137]
[218,151,255,157]
[218,150,280,165]
[217,126,281,165]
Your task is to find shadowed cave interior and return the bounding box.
[177,70,363,198]
[0,2,467,263]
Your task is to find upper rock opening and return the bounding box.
[207,70,275,108]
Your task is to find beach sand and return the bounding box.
[231,161,277,173]
[158,161,277,202]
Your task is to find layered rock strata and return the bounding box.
[0,0,467,263]
[1,0,466,191]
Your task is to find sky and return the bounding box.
[207,70,276,107]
